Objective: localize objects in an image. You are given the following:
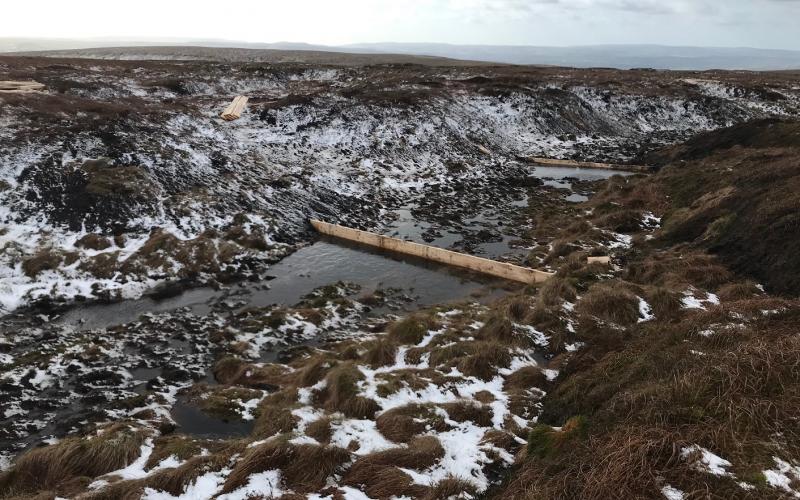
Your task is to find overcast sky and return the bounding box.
[4,0,800,50]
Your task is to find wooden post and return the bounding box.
[310,219,554,285]
[221,96,248,121]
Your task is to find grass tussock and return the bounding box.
[294,358,330,387]
[223,440,351,494]
[527,416,589,458]
[716,281,762,302]
[252,389,299,439]
[0,424,147,496]
[626,251,733,290]
[575,281,640,326]
[476,315,519,345]
[503,366,549,392]
[441,401,493,427]
[305,417,333,444]
[538,276,578,307]
[144,435,203,470]
[363,338,398,368]
[344,436,445,491]
[457,342,512,381]
[375,404,448,443]
[321,362,380,419]
[428,342,475,368]
[644,286,683,320]
[424,477,479,500]
[387,316,434,345]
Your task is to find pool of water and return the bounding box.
[59,237,511,331]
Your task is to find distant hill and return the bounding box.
[346,43,800,71]
[2,38,800,70]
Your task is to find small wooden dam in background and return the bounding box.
[310,219,554,285]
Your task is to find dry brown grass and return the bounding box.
[504,366,548,392]
[305,417,333,444]
[0,424,147,496]
[477,315,527,346]
[222,440,351,494]
[457,342,512,381]
[144,435,203,470]
[481,429,521,453]
[626,250,733,290]
[428,342,475,368]
[575,281,640,326]
[294,355,332,387]
[716,281,762,302]
[644,286,683,319]
[387,316,434,345]
[538,277,578,307]
[212,357,291,389]
[424,477,479,499]
[375,404,448,443]
[354,467,427,499]
[363,339,398,368]
[441,401,493,427]
[100,451,238,499]
[252,389,299,439]
[505,426,690,499]
[344,436,445,493]
[21,249,65,278]
[321,362,380,419]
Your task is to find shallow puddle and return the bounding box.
[58,238,511,331]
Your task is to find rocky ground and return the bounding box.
[1,53,800,499]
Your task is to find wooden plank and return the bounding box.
[310,219,554,285]
[221,96,248,121]
[527,157,653,173]
[587,256,611,265]
[0,81,46,93]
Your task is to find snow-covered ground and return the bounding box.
[1,62,798,312]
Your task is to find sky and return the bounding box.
[3,0,800,50]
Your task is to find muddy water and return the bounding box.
[59,238,511,332]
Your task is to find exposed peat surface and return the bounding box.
[2,55,800,499]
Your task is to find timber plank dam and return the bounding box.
[310,219,554,285]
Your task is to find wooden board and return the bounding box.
[221,96,248,121]
[527,157,653,173]
[310,219,554,285]
[0,81,46,93]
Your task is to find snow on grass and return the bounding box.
[402,421,496,491]
[763,457,800,497]
[143,468,231,500]
[90,438,155,489]
[638,297,655,322]
[513,323,549,346]
[682,290,720,310]
[309,486,374,500]
[329,419,396,455]
[661,484,685,500]
[0,453,12,472]
[642,212,661,229]
[217,470,283,500]
[681,445,732,476]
